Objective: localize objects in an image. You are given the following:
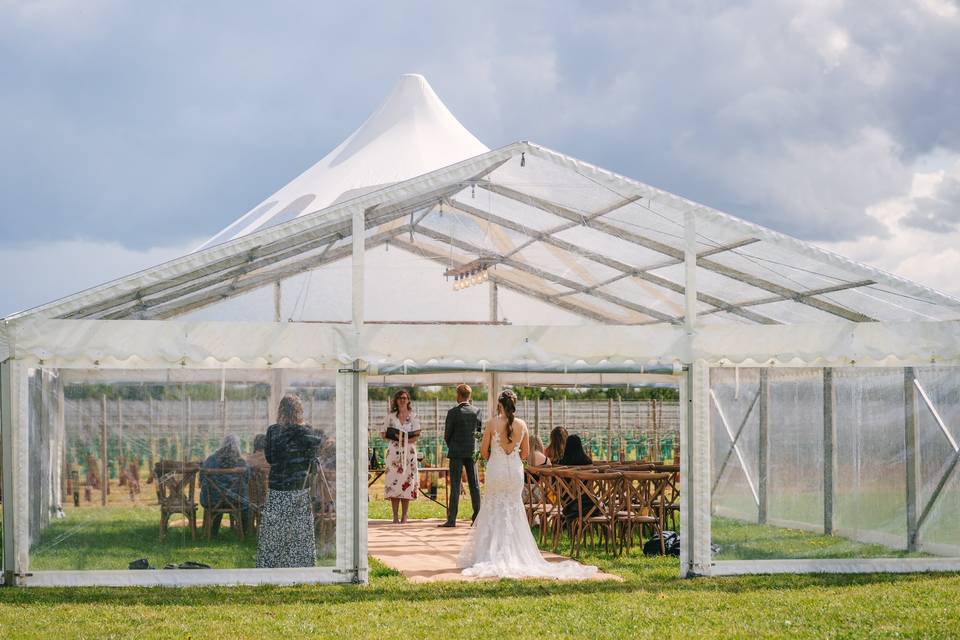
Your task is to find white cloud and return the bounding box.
[820,153,960,297]
[0,238,200,317]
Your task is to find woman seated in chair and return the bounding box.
[528,436,550,467]
[200,434,251,537]
[558,434,593,523]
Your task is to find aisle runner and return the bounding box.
[367,519,620,582]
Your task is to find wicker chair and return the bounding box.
[200,467,250,540]
[247,466,270,534]
[153,461,199,542]
[310,467,336,555]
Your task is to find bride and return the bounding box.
[457,389,598,580]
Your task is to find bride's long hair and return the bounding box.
[498,389,518,441]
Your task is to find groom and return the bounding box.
[439,383,482,527]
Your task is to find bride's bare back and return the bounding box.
[481,415,530,460]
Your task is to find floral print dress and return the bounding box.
[384,412,419,500]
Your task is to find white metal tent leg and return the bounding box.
[681,361,711,577]
[1,359,17,585]
[336,362,368,583]
[486,372,501,424]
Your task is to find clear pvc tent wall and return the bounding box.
[3,141,960,586]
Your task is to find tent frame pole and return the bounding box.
[823,368,836,535]
[904,367,920,552]
[350,206,366,583]
[1,359,17,585]
[757,369,769,524]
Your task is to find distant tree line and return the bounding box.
[66,382,678,403]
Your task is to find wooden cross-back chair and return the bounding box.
[309,465,336,553]
[549,468,581,552]
[153,460,199,542]
[199,467,249,540]
[653,463,681,530]
[569,471,622,556]
[524,467,559,542]
[247,466,270,534]
[617,471,671,554]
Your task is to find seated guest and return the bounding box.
[558,435,593,523]
[528,436,550,467]
[545,426,568,464]
[246,434,270,471]
[200,434,251,537]
[522,436,550,506]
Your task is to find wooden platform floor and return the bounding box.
[367,519,620,583]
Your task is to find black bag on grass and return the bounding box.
[643,531,681,557]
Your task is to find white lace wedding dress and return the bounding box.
[457,427,598,580]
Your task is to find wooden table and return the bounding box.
[368,466,453,512]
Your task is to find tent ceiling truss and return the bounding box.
[475,181,877,323]
[389,237,625,324]
[32,145,917,326]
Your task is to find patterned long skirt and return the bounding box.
[384,439,418,500]
[256,488,316,568]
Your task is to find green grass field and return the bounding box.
[2,496,959,638]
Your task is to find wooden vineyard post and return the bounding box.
[116,396,124,486]
[652,398,659,462]
[100,394,108,506]
[617,395,624,461]
[607,397,613,461]
[534,397,541,441]
[434,397,441,467]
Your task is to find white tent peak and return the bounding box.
[197,74,489,250]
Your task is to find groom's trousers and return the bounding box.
[446,456,481,523]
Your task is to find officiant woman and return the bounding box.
[382,388,420,523]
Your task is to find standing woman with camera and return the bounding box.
[256,394,323,568]
[382,389,420,524]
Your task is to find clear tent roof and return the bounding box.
[8,141,960,328]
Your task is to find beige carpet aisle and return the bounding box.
[367,519,621,583]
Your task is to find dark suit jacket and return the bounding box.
[445,402,482,458]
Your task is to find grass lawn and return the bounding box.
[2,492,958,638]
[2,547,960,638]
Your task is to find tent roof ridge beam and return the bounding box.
[477,181,873,322]
[389,237,624,324]
[443,198,776,324]
[144,208,437,320]
[412,226,679,323]
[141,225,413,320]
[60,160,509,320]
[118,234,346,318]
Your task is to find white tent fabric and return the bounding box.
[6,318,960,370]
[5,76,960,586]
[4,140,960,367]
[197,74,488,250]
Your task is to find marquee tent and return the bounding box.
[3,76,960,587]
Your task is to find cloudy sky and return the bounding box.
[2,0,960,317]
